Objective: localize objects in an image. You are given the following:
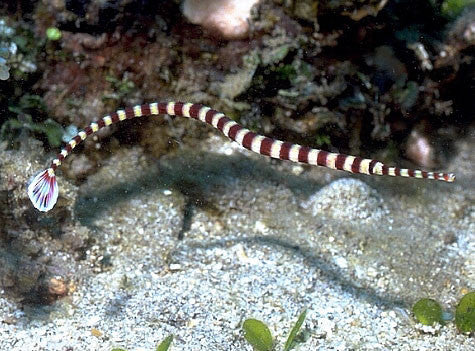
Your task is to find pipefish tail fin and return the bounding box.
[27,168,58,212]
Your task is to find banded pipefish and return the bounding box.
[28,102,455,212]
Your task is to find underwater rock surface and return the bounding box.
[302,177,389,223]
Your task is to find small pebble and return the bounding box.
[91,328,103,337]
[406,130,436,168]
[169,263,182,271]
[182,0,261,40]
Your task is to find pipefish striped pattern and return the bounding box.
[27,102,455,212]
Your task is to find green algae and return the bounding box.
[442,0,475,18]
[455,292,475,333]
[0,94,64,147]
[46,27,62,41]
[412,298,444,326]
[242,319,273,351]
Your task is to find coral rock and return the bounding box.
[406,130,436,168]
[182,0,261,40]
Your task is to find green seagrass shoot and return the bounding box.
[242,309,308,351]
[412,291,474,333]
[412,298,444,326]
[455,292,475,333]
[111,334,173,351]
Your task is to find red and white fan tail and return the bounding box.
[27,169,58,212]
